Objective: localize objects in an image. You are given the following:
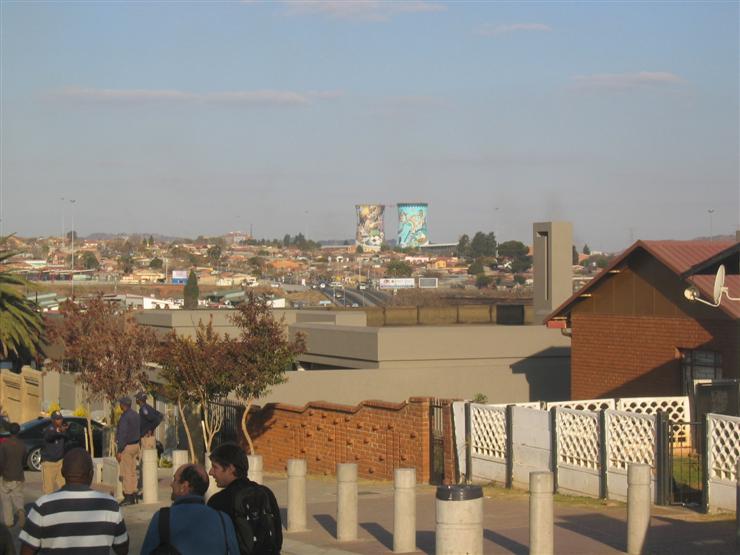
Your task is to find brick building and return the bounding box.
[546,240,739,400]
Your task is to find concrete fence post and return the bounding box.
[393,468,416,553]
[627,463,651,555]
[247,454,263,484]
[435,485,483,555]
[529,471,554,555]
[336,463,358,542]
[141,449,159,504]
[735,460,739,550]
[287,459,307,533]
[171,449,189,476]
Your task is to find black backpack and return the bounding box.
[232,482,282,555]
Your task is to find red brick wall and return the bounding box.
[571,314,738,399]
[246,397,445,483]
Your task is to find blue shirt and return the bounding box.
[140,495,239,555]
[115,408,140,453]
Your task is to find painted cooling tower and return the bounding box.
[397,203,429,248]
[355,204,385,252]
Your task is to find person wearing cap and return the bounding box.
[41,412,69,494]
[115,397,140,506]
[135,392,162,451]
[0,422,27,527]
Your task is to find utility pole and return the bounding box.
[69,199,76,299]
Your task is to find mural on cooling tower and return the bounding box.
[355,204,385,251]
[397,203,429,248]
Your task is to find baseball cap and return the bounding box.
[51,411,63,420]
[118,397,132,406]
[135,392,147,401]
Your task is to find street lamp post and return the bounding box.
[708,209,715,241]
[69,199,76,298]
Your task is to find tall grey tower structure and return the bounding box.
[533,221,573,324]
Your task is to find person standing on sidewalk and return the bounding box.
[140,463,239,555]
[41,412,68,494]
[115,397,140,507]
[0,423,27,528]
[135,392,162,451]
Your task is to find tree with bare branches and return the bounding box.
[229,294,305,454]
[157,319,236,463]
[46,297,157,453]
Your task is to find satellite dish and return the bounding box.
[713,265,726,305]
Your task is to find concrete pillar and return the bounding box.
[141,449,159,504]
[287,459,307,533]
[248,454,263,484]
[393,468,416,553]
[435,485,483,555]
[171,449,189,476]
[336,463,358,542]
[627,463,651,555]
[529,471,554,555]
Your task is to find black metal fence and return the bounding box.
[208,400,246,450]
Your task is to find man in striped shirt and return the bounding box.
[19,448,128,555]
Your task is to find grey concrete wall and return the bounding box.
[708,478,736,512]
[557,466,600,498]
[533,221,573,323]
[261,357,569,407]
[511,407,552,489]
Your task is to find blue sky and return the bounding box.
[1,1,738,251]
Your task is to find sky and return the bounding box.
[1,0,738,252]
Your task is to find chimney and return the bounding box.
[533,221,573,324]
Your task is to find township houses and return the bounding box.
[546,240,740,401]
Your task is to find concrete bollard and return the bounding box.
[336,463,358,542]
[393,468,416,553]
[627,463,651,555]
[435,485,483,555]
[287,459,308,533]
[248,454,263,484]
[529,471,554,555]
[171,449,189,476]
[141,449,159,504]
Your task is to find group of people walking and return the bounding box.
[0,396,282,554]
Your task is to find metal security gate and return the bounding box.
[657,413,707,510]
[208,400,245,449]
[430,399,445,484]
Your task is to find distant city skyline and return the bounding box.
[1,1,738,251]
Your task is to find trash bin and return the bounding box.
[435,485,483,555]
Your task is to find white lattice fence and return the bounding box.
[605,409,656,470]
[470,404,507,461]
[617,396,690,443]
[489,402,543,410]
[556,408,599,470]
[707,413,740,482]
[547,399,615,412]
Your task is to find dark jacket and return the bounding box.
[138,402,163,436]
[115,408,140,453]
[41,423,69,463]
[0,436,27,482]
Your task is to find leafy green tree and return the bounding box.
[572,245,579,265]
[457,234,471,258]
[149,257,163,270]
[467,260,484,275]
[497,240,528,259]
[0,243,44,361]
[81,251,99,270]
[470,232,497,258]
[583,244,591,255]
[207,245,222,267]
[118,254,134,274]
[513,274,526,285]
[475,274,492,289]
[356,245,364,254]
[510,256,532,274]
[380,243,391,252]
[148,235,155,246]
[386,260,413,277]
[283,234,291,247]
[183,270,199,309]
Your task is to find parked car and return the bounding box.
[0,416,107,471]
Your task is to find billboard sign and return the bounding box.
[171,270,188,284]
[418,277,438,289]
[355,204,385,252]
[397,203,429,248]
[379,278,415,289]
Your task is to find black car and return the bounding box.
[0,417,107,471]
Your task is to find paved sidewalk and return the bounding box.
[12,470,738,554]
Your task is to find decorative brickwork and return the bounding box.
[246,397,442,483]
[571,314,738,400]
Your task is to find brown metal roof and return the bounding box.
[547,239,739,322]
[688,274,740,319]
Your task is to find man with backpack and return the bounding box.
[136,392,163,451]
[207,443,282,555]
[140,463,239,555]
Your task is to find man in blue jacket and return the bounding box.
[141,464,239,555]
[115,397,140,506]
[41,412,69,494]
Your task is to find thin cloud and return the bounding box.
[475,23,552,37]
[572,72,684,92]
[280,1,445,21]
[49,87,343,106]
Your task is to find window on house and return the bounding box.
[680,349,722,395]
